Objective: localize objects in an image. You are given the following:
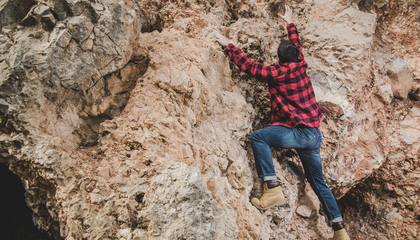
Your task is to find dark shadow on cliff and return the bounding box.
[0,163,54,240]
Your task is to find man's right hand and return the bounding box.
[278,5,293,24]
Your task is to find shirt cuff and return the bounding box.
[224,43,235,52]
[287,23,295,29]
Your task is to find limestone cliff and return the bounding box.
[0,0,419,239]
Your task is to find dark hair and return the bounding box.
[277,40,299,63]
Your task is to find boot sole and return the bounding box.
[251,199,287,210]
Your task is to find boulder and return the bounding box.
[400,107,420,144]
[67,16,94,43]
[386,57,414,99]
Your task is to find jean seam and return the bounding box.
[298,151,334,221]
[308,131,321,149]
[252,131,276,178]
[294,128,320,148]
[316,135,322,152]
[260,174,277,177]
[260,132,272,148]
[300,128,315,139]
[293,129,310,145]
[307,173,334,220]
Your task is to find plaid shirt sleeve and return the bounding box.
[224,44,280,83]
[287,23,304,61]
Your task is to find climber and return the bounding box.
[215,5,350,240]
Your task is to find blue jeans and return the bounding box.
[250,126,343,223]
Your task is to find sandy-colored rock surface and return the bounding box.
[0,0,419,239]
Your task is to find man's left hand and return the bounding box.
[215,33,234,47]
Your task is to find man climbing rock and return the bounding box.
[215,5,350,240]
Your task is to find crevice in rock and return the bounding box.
[135,193,145,204]
[50,0,72,21]
[337,180,384,236]
[357,0,374,13]
[0,0,37,30]
[139,9,163,33]
[225,0,240,21]
[0,163,54,240]
[267,1,285,19]
[78,58,149,147]
[74,116,111,147]
[337,142,420,238]
[49,9,61,24]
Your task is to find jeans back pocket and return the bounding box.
[293,128,316,145]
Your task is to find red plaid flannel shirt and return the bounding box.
[224,23,323,128]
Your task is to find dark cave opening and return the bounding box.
[0,163,53,240]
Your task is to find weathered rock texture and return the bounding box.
[0,0,419,239]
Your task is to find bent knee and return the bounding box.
[250,131,262,142]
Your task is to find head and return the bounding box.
[277,40,299,63]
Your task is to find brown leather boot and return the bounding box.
[329,229,350,240]
[329,222,350,240]
[251,181,286,210]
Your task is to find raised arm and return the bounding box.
[224,44,276,83]
[287,24,302,50]
[287,24,303,60]
[279,5,303,60]
[215,33,277,83]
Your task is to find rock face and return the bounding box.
[147,163,215,239]
[0,0,419,240]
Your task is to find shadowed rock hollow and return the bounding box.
[0,0,419,239]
